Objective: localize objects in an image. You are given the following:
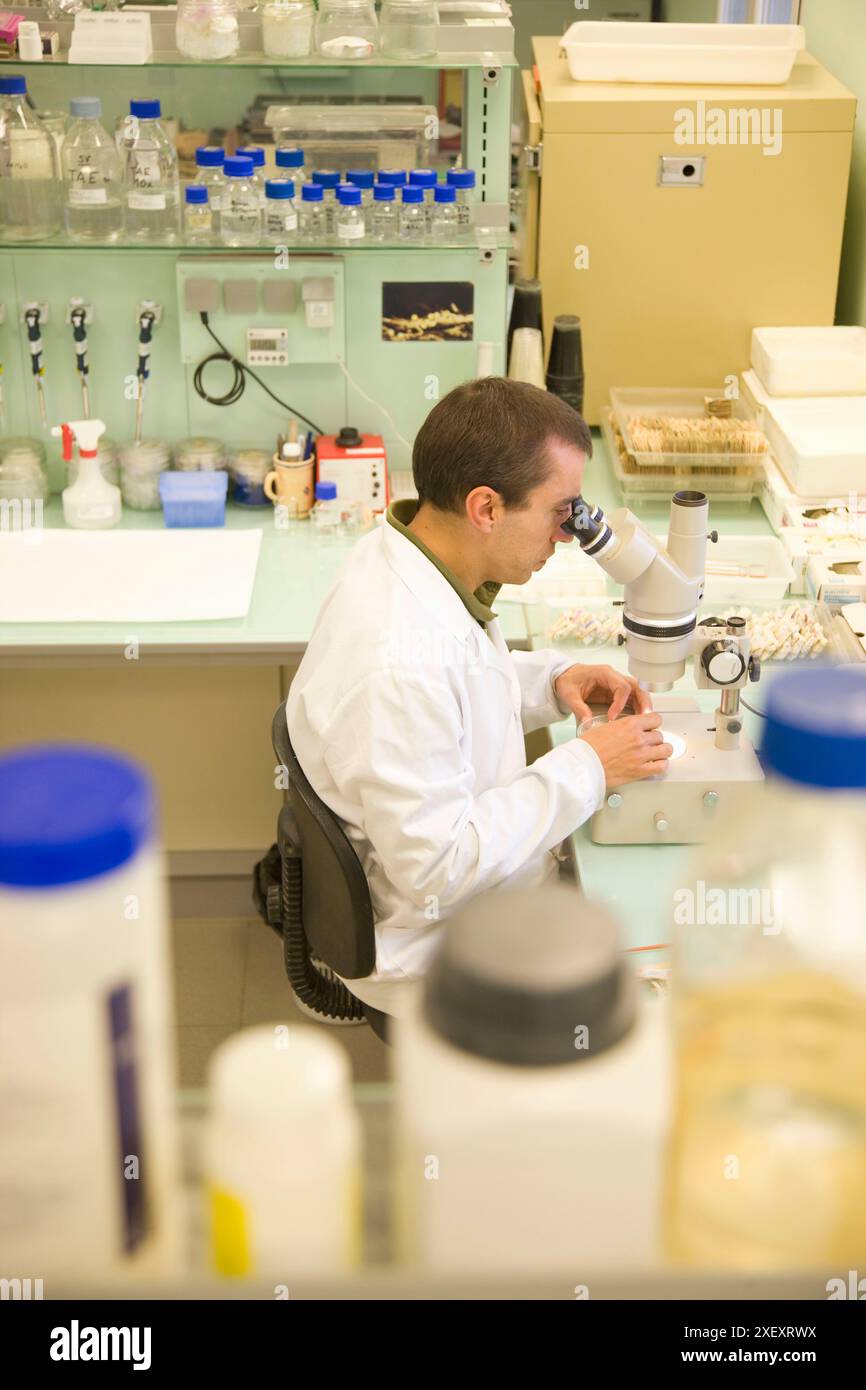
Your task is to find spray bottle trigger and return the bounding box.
[60,424,74,462]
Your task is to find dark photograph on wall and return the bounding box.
[381,282,475,342]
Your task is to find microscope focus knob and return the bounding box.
[702,642,745,685]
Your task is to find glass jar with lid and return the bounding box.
[315,0,379,60]
[262,0,315,57]
[118,439,171,511]
[379,0,438,60]
[176,0,240,61]
[0,437,49,503]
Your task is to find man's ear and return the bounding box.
[464,486,498,533]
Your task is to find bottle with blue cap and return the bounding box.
[311,477,341,537]
[63,96,124,244]
[665,664,866,1270]
[275,144,307,191]
[336,183,365,243]
[399,182,427,242]
[193,145,227,234]
[220,155,261,247]
[0,74,62,242]
[263,177,297,244]
[298,180,326,244]
[0,744,179,1278]
[446,166,476,232]
[123,98,180,243]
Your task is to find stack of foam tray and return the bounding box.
[604,388,766,507]
[744,327,866,501]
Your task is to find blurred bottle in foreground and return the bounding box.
[0,745,179,1284]
[665,665,866,1269]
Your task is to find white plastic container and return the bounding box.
[689,534,794,605]
[0,745,179,1281]
[561,21,805,86]
[764,396,866,498]
[394,886,671,1274]
[205,1025,361,1278]
[751,327,866,398]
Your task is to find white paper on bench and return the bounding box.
[0,529,263,623]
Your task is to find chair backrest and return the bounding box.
[272,706,376,981]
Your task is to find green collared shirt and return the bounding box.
[386,499,501,628]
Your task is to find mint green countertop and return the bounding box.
[0,500,527,662]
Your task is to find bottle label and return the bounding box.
[69,187,108,206]
[5,131,54,180]
[129,153,162,187]
[209,193,222,211]
[266,209,297,234]
[128,191,167,210]
[338,221,365,240]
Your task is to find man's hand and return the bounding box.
[580,712,673,788]
[553,662,653,724]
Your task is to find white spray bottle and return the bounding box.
[53,419,122,529]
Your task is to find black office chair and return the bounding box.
[252,706,391,1046]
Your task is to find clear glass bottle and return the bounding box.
[184,185,212,244]
[175,0,240,61]
[261,0,314,57]
[408,167,437,228]
[336,184,365,244]
[311,169,340,237]
[0,75,62,242]
[315,0,379,59]
[665,665,866,1271]
[430,183,458,243]
[447,166,476,233]
[298,182,326,243]
[263,178,297,244]
[237,145,267,208]
[194,146,226,235]
[275,145,306,191]
[123,99,180,243]
[346,168,374,231]
[379,0,438,59]
[370,183,398,243]
[399,184,426,242]
[311,479,342,537]
[220,155,260,246]
[62,95,124,244]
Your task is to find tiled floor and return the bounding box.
[170,916,390,1088]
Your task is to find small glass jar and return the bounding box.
[261,0,314,57]
[194,146,227,233]
[237,145,267,207]
[173,437,227,472]
[175,0,240,61]
[230,448,272,506]
[408,167,438,227]
[430,183,458,242]
[399,184,426,242]
[311,169,340,237]
[0,436,48,503]
[379,0,438,60]
[315,0,379,59]
[184,185,213,243]
[370,183,398,242]
[336,184,365,243]
[275,145,306,191]
[447,166,476,232]
[298,182,326,243]
[119,439,171,511]
[263,178,298,244]
[311,479,342,537]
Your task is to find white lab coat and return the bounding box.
[285,521,606,1017]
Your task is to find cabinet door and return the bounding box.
[515,68,542,283]
[538,130,852,424]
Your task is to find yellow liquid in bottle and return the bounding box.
[664,970,866,1269]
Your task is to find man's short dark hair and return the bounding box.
[412,376,592,514]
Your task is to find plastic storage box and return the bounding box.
[603,410,760,509]
[560,21,805,86]
[610,387,768,470]
[751,327,866,397]
[159,470,228,527]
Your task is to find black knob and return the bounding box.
[726,615,746,630]
[336,426,362,448]
[708,530,719,543]
[748,654,761,683]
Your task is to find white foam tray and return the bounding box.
[560,21,804,85]
[751,327,866,398]
[763,396,866,498]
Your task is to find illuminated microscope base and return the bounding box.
[589,698,764,846]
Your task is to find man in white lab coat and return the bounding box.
[286,378,671,1018]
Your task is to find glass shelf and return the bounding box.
[0,50,517,71]
[0,234,511,253]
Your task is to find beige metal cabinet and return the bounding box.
[525,38,856,424]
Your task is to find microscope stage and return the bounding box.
[590,699,764,846]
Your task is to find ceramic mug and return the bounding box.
[264,455,314,519]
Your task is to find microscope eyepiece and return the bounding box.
[672,490,707,507]
[561,495,613,556]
